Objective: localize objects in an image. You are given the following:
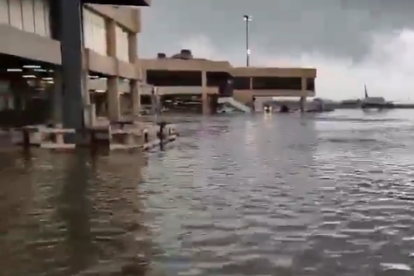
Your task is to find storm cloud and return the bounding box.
[139,0,414,100]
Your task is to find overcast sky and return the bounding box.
[139,0,414,100]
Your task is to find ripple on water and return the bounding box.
[2,111,414,275]
[142,112,414,275]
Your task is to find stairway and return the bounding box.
[217,97,252,113]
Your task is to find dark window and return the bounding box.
[306,78,315,91]
[252,77,302,90]
[233,77,250,90]
[140,95,151,105]
[146,70,202,86]
[218,80,233,96]
[206,72,230,87]
[49,0,61,40]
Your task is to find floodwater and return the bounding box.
[1,110,414,276]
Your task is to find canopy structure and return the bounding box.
[82,0,150,5]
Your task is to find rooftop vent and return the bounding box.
[157,53,167,59]
[180,49,192,55]
[171,49,193,60]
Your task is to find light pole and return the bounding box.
[243,15,252,67]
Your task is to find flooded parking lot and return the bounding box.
[1,110,414,275]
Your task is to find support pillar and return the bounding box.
[105,18,120,123]
[130,80,140,118]
[107,77,120,122]
[300,77,307,113]
[150,87,160,116]
[60,0,87,135]
[201,71,210,115]
[128,32,140,120]
[299,96,306,113]
[51,69,62,126]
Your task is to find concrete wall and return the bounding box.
[232,67,317,78]
[83,7,107,56]
[0,0,51,37]
[140,58,232,72]
[0,1,142,39]
[0,0,143,80]
[141,58,317,78]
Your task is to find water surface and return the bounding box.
[1,109,414,275]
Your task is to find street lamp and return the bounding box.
[243,15,252,67]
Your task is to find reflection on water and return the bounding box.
[0,152,153,276]
[1,109,414,275]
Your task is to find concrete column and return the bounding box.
[142,69,147,83]
[106,19,120,123]
[51,70,62,126]
[299,96,306,113]
[130,80,140,118]
[128,32,139,120]
[300,77,307,113]
[82,73,93,128]
[60,0,86,133]
[301,77,307,93]
[201,71,210,115]
[150,87,159,116]
[107,77,120,121]
[89,103,96,127]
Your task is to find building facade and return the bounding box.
[231,67,316,104]
[140,50,317,113]
[0,0,149,127]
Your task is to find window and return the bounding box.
[0,81,11,111]
[82,9,91,48]
[0,0,9,24]
[141,95,151,105]
[83,9,107,55]
[10,0,23,30]
[146,70,202,86]
[252,77,301,90]
[49,0,60,39]
[206,72,230,87]
[306,78,315,91]
[115,25,129,61]
[218,80,233,96]
[22,0,35,33]
[233,77,250,90]
[34,0,46,35]
[95,13,106,55]
[43,0,50,37]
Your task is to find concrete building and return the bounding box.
[0,0,150,129]
[140,50,317,113]
[140,53,232,114]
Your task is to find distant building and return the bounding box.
[140,50,317,110]
[362,97,386,105]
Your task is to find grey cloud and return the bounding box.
[139,0,414,60]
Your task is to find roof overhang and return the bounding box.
[81,0,150,6]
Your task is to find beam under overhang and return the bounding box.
[81,0,150,6]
